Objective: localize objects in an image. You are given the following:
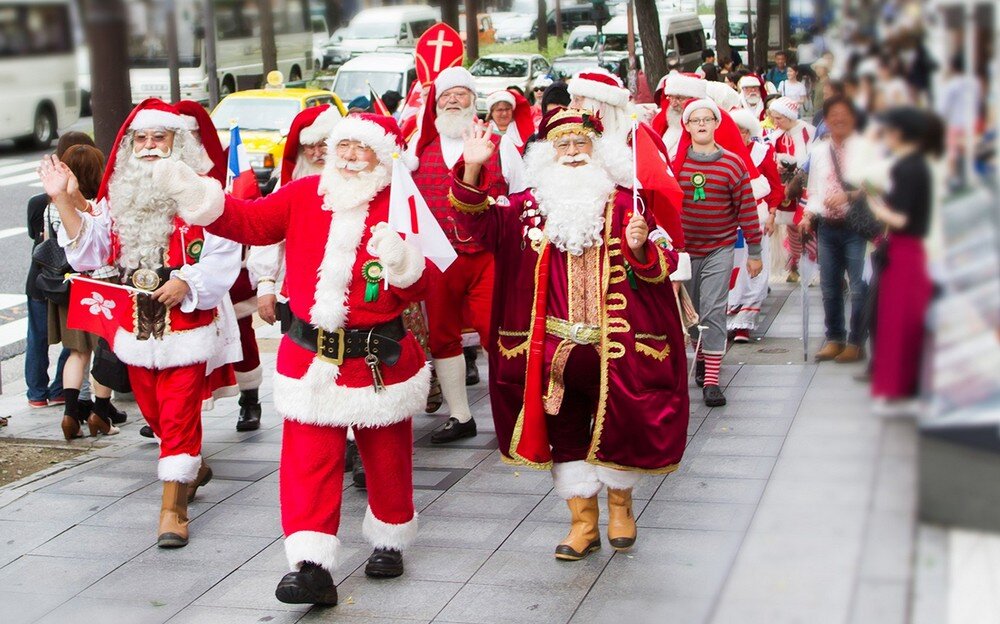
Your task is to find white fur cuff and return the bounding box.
[750,175,772,201]
[774,211,796,226]
[158,453,202,483]
[235,366,263,390]
[670,252,692,282]
[596,466,641,491]
[362,506,418,550]
[551,460,602,500]
[284,530,342,573]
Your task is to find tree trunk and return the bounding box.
[466,0,480,62]
[634,0,665,95]
[554,0,563,40]
[323,0,342,32]
[82,0,132,156]
[713,0,731,64]
[258,0,278,78]
[441,0,460,32]
[753,0,772,72]
[536,0,548,52]
[778,0,790,53]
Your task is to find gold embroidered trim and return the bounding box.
[636,248,669,284]
[636,333,667,340]
[447,190,489,214]
[606,292,627,312]
[587,198,617,464]
[635,340,671,361]
[608,264,627,285]
[542,339,574,414]
[496,338,529,359]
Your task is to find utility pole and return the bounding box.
[166,0,181,103]
[537,0,548,53]
[466,0,479,63]
[625,0,637,98]
[258,0,278,80]
[554,0,563,40]
[82,0,132,155]
[204,0,220,107]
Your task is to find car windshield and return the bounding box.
[729,21,749,38]
[349,21,399,39]
[469,57,529,78]
[568,33,629,52]
[551,58,613,80]
[211,98,301,131]
[334,71,403,104]
[496,16,533,32]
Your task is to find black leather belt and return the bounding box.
[287,314,405,366]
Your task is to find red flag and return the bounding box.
[66,279,134,348]
[634,123,685,249]
[369,84,391,117]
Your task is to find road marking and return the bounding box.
[0,161,38,176]
[0,317,29,350]
[0,171,40,187]
[0,294,26,309]
[0,227,27,240]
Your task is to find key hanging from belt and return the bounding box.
[365,329,386,392]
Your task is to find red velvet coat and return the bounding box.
[450,169,690,473]
[207,176,433,428]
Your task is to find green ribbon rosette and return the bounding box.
[691,172,707,202]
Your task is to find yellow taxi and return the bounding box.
[211,72,347,193]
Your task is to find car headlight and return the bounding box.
[248,155,265,169]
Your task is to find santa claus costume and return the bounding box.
[737,74,768,121]
[652,72,709,161]
[406,66,525,444]
[49,99,242,548]
[168,113,432,606]
[451,109,689,560]
[726,109,785,341]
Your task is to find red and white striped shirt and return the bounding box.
[678,148,761,257]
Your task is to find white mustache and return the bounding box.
[335,158,368,172]
[134,147,171,159]
[558,154,591,165]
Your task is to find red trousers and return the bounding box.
[128,363,207,480]
[424,251,493,359]
[280,418,416,571]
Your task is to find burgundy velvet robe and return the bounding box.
[450,168,690,473]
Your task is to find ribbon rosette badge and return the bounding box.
[691,172,707,201]
[362,260,384,303]
[82,291,116,320]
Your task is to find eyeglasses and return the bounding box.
[553,137,590,151]
[687,116,717,126]
[437,89,472,103]
[335,140,373,155]
[133,130,171,144]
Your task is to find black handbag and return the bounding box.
[91,338,132,393]
[31,209,72,305]
[829,146,883,241]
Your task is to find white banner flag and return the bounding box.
[387,158,458,272]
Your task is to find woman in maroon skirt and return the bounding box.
[867,107,944,412]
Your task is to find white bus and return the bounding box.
[127,0,314,104]
[0,0,80,147]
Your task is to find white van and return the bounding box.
[332,52,417,107]
[336,6,440,58]
[566,13,704,71]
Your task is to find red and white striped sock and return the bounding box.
[696,344,705,362]
[703,354,722,387]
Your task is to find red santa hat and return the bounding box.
[412,67,478,160]
[567,68,630,108]
[280,104,343,186]
[97,98,226,202]
[485,89,516,111]
[705,81,741,111]
[729,108,763,138]
[327,112,407,167]
[769,96,800,120]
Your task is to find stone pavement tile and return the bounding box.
[201,428,269,444]
[637,500,756,532]
[0,554,119,597]
[497,521,611,560]
[653,476,768,505]
[768,455,877,483]
[570,595,713,624]
[193,569,313,613]
[779,430,881,459]
[421,490,543,520]
[352,545,493,584]
[328,577,463,621]
[880,419,917,458]
[525,494,651,525]
[727,365,815,388]
[303,616,431,624]
[243,426,284,444]
[166,605,304,624]
[911,525,948,624]
[0,491,113,524]
[40,471,156,497]
[0,591,66,624]
[85,560,232,605]
[412,515,521,550]
[80,496,213,529]
[129,478,252,503]
[469,549,607,590]
[787,416,880,437]
[849,579,908,624]
[749,504,868,541]
[412,447,495,470]
[239,537,370,584]
[210,442,283,462]
[675,455,777,480]
[133,534,273,570]
[719,385,807,402]
[692,434,785,457]
[688,416,706,436]
[435,583,585,624]
[450,464,554,496]
[190,502,283,539]
[205,460,278,482]
[703,417,794,437]
[31,524,154,563]
[857,509,915,582]
[758,479,871,509]
[220,478,280,507]
[0,519,70,567]
[705,398,801,419]
[709,597,848,624]
[36,595,186,624]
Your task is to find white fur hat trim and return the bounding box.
[663,71,708,99]
[435,67,477,94]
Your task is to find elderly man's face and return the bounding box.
[302,142,327,166]
[770,112,795,131]
[669,94,694,114]
[437,87,474,112]
[334,139,377,176]
[552,133,593,167]
[490,102,513,130]
[741,86,762,104]
[738,127,752,145]
[132,128,176,161]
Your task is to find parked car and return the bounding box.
[331,52,417,110]
[468,54,551,115]
[565,25,630,54]
[660,13,707,71]
[494,14,536,44]
[333,6,438,59]
[549,53,629,87]
[311,15,329,73]
[533,4,599,36]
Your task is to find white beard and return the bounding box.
[663,107,683,158]
[524,142,615,256]
[292,156,324,181]
[317,157,391,213]
[435,106,476,139]
[109,150,180,271]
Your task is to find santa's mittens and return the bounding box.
[368,223,424,289]
[152,159,224,226]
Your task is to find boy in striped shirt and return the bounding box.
[674,99,762,406]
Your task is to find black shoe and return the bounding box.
[464,347,480,386]
[93,397,127,425]
[352,457,367,489]
[703,384,727,407]
[275,562,338,605]
[139,424,155,439]
[695,360,705,388]
[344,440,358,472]
[430,417,477,444]
[364,548,404,578]
[236,390,261,431]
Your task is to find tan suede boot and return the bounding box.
[607,488,637,550]
[186,461,213,503]
[554,496,601,561]
[157,481,190,548]
[814,341,845,362]
[834,343,865,364]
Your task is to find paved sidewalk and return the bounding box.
[0,284,923,624]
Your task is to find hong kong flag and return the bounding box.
[226,125,260,199]
[66,277,135,348]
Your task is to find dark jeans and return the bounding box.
[817,222,869,345]
[24,297,68,401]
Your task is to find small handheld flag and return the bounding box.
[387,153,457,272]
[368,83,391,117]
[227,124,261,200]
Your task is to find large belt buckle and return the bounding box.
[131,268,161,291]
[568,322,591,345]
[316,327,346,365]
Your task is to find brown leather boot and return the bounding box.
[814,341,845,362]
[554,496,601,561]
[186,461,213,503]
[61,415,82,441]
[834,344,865,364]
[606,488,637,550]
[157,481,190,548]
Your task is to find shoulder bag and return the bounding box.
[31,208,72,305]
[829,144,883,241]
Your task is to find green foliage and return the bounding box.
[471,37,569,66]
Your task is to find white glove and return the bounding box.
[152,158,225,226]
[368,222,424,288]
